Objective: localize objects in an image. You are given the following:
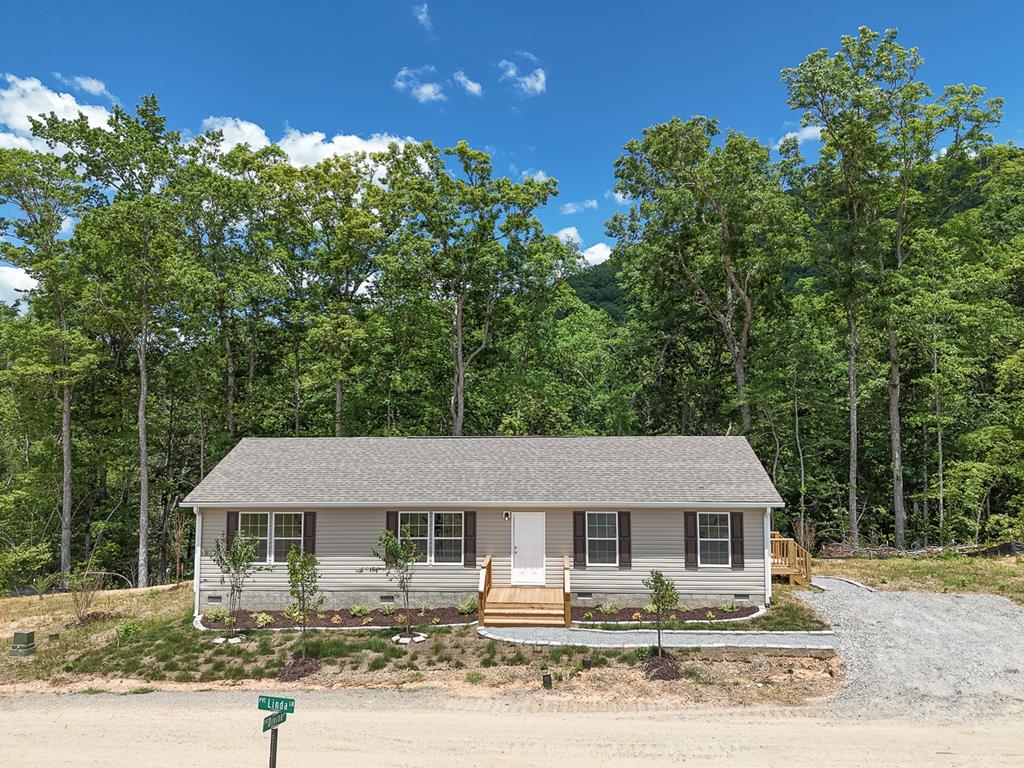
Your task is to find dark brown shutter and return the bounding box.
[684,511,697,568]
[226,511,239,547]
[303,511,317,556]
[730,511,744,569]
[572,511,586,569]
[463,511,476,568]
[617,511,631,570]
[386,510,399,537]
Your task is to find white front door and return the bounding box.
[511,512,546,585]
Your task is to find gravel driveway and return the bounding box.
[801,577,1024,719]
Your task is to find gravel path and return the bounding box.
[802,577,1024,719]
[478,625,837,650]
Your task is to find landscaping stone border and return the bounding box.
[477,625,838,651]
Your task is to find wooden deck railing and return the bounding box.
[562,555,571,628]
[477,555,493,625]
[770,532,812,585]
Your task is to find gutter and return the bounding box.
[181,500,786,510]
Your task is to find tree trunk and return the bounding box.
[221,307,236,438]
[334,378,344,437]
[451,299,466,437]
[888,324,906,548]
[732,351,752,434]
[136,325,150,589]
[847,307,859,546]
[794,386,806,542]
[931,341,946,541]
[293,339,302,436]
[60,381,73,577]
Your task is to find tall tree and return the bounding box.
[34,97,184,587]
[380,141,563,435]
[0,148,98,577]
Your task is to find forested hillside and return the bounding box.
[1,27,1022,590]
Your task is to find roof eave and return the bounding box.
[181,499,785,510]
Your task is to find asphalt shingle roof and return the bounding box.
[183,436,783,506]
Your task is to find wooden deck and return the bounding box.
[770,532,812,586]
[477,556,572,627]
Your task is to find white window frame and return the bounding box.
[697,512,731,568]
[237,511,304,564]
[585,511,619,567]
[399,511,464,566]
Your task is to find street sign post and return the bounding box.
[259,695,295,767]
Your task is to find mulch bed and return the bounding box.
[571,604,758,623]
[278,657,321,681]
[203,606,473,631]
[640,655,680,680]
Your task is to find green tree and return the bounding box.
[642,570,678,657]
[286,545,324,658]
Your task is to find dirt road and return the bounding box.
[2,689,1020,767]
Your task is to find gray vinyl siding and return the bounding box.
[196,505,767,605]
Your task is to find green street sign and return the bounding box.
[258,695,295,714]
[263,711,287,732]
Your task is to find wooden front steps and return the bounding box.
[477,556,573,627]
[770,532,812,586]
[481,586,566,627]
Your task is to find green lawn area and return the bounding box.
[815,555,1024,605]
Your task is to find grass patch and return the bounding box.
[815,555,1024,604]
[465,671,484,684]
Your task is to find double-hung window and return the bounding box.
[585,511,618,566]
[399,511,463,565]
[697,512,730,567]
[237,512,304,564]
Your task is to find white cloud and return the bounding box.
[0,74,111,152]
[55,73,115,101]
[394,66,446,103]
[554,226,581,245]
[520,168,549,182]
[605,189,630,206]
[776,125,822,149]
[412,3,432,31]
[278,127,410,167]
[202,116,410,167]
[452,70,482,97]
[560,199,597,215]
[201,116,271,151]
[498,59,546,97]
[581,242,612,265]
[0,265,37,306]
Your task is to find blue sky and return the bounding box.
[2,0,1023,296]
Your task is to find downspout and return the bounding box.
[193,507,202,617]
[763,507,772,606]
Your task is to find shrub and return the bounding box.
[250,612,274,629]
[283,603,303,624]
[597,602,618,616]
[68,568,105,624]
[380,603,395,616]
[582,610,593,621]
[457,595,478,615]
[204,606,229,623]
[349,604,370,617]
[643,602,658,614]
[719,601,737,613]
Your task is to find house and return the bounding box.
[183,436,785,626]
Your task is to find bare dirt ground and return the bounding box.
[1,688,1021,767]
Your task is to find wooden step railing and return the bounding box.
[770,532,812,585]
[477,555,492,625]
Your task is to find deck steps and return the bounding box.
[480,585,568,627]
